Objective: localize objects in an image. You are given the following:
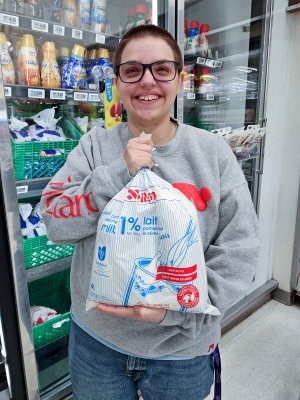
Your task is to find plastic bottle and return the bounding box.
[86,48,97,89]
[0,33,15,85]
[50,0,62,23]
[61,0,77,26]
[5,0,16,13]
[90,0,106,33]
[41,41,61,88]
[198,24,209,57]
[96,48,122,128]
[57,47,70,77]
[184,18,189,38]
[28,0,42,18]
[188,20,199,51]
[18,34,40,86]
[62,44,86,89]
[134,4,147,26]
[124,7,135,32]
[78,0,91,30]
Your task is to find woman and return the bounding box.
[41,25,259,400]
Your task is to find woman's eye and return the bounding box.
[125,67,140,75]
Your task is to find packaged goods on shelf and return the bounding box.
[19,201,46,239]
[41,41,61,88]
[8,103,80,179]
[18,34,40,86]
[0,32,15,84]
[62,44,87,90]
[90,0,106,33]
[212,125,266,160]
[28,269,71,349]
[30,306,59,327]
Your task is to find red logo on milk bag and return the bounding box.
[127,189,157,203]
[177,285,200,308]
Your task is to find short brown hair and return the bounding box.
[113,25,183,75]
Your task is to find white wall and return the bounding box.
[257,0,300,293]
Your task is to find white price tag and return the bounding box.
[53,24,65,36]
[95,33,106,44]
[88,92,101,102]
[186,92,195,100]
[4,86,11,97]
[32,20,48,32]
[16,185,28,194]
[74,92,88,101]
[0,13,19,26]
[214,60,223,68]
[196,57,206,65]
[206,94,215,101]
[28,88,45,99]
[50,90,66,100]
[72,29,83,40]
[205,59,215,67]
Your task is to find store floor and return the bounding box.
[205,299,300,400]
[0,299,299,400]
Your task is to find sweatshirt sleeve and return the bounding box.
[159,137,260,328]
[40,130,131,244]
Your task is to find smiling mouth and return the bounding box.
[137,95,160,101]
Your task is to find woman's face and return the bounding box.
[116,36,183,129]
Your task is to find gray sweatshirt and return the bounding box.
[40,122,259,358]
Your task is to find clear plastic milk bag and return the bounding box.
[86,168,219,315]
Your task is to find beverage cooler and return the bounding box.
[0,0,275,399]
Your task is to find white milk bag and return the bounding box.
[86,168,219,315]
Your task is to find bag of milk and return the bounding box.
[86,168,219,315]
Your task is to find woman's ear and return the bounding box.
[177,72,184,94]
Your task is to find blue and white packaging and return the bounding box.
[86,168,220,315]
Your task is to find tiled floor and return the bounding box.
[0,299,299,400]
[205,299,300,400]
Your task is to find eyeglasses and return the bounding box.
[116,61,180,83]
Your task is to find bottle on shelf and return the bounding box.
[61,0,77,26]
[90,0,106,33]
[41,41,61,88]
[86,48,98,89]
[28,0,43,19]
[124,7,135,32]
[0,33,15,85]
[78,0,91,30]
[134,4,147,26]
[95,48,122,128]
[188,20,199,51]
[18,34,40,87]
[51,0,62,23]
[0,0,5,12]
[196,24,209,57]
[62,44,86,89]
[57,47,70,78]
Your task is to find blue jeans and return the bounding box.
[69,321,214,400]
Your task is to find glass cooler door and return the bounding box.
[178,0,270,208]
[0,1,169,399]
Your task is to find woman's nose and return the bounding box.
[140,68,156,86]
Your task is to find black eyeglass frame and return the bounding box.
[116,61,180,83]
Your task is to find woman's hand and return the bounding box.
[124,135,154,176]
[96,303,166,324]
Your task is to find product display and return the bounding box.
[17,34,40,86]
[0,33,15,84]
[90,0,106,33]
[41,41,61,88]
[62,44,87,89]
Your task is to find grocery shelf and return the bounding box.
[0,12,120,49]
[16,177,51,199]
[4,84,102,103]
[286,4,300,12]
[26,256,72,283]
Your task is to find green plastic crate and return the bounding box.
[29,269,71,349]
[8,102,80,180]
[23,235,75,269]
